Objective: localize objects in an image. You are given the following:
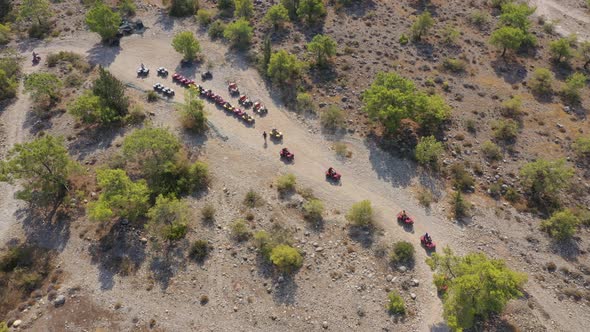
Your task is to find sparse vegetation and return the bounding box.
[231,219,251,241]
[189,240,211,262]
[416,186,434,208]
[244,189,263,207]
[481,141,502,161]
[415,136,443,168]
[320,105,346,130]
[346,200,374,227]
[541,209,579,240]
[469,10,490,28]
[386,291,406,315]
[573,136,590,159]
[270,244,302,272]
[303,198,324,222]
[276,173,297,193]
[390,241,414,265]
[529,68,554,95]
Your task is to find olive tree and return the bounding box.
[307,34,336,67]
[85,2,122,43]
[224,18,253,48]
[489,26,526,57]
[519,159,573,203]
[263,4,289,30]
[267,50,303,86]
[172,31,201,61]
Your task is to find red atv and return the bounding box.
[280,148,294,161]
[253,101,268,114]
[325,168,341,181]
[420,234,436,251]
[397,212,414,225]
[172,73,182,82]
[228,83,239,96]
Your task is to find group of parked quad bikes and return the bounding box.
[139,64,434,248]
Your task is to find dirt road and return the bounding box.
[530,0,590,41]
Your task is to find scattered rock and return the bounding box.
[322,321,329,329]
[12,320,22,328]
[386,274,393,282]
[53,295,66,307]
[140,237,148,244]
[398,266,407,273]
[411,279,420,287]
[315,247,324,252]
[410,293,417,300]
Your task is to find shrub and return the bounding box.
[501,95,522,118]
[217,0,234,11]
[451,191,471,219]
[0,68,18,101]
[224,18,253,48]
[147,90,158,102]
[201,203,215,222]
[64,72,84,88]
[417,187,434,207]
[561,72,587,104]
[0,23,10,45]
[549,38,574,63]
[147,195,190,242]
[386,292,406,315]
[346,200,374,227]
[303,198,324,222]
[234,0,253,19]
[118,0,136,16]
[270,244,303,272]
[415,136,443,168]
[390,241,414,265]
[296,0,326,24]
[244,189,263,207]
[189,240,211,262]
[481,141,502,161]
[296,92,314,113]
[520,159,573,203]
[264,4,289,30]
[253,230,274,258]
[442,25,460,45]
[68,91,119,125]
[469,10,490,28]
[169,0,198,17]
[492,119,519,143]
[529,68,553,95]
[180,98,207,133]
[24,72,62,104]
[399,33,409,45]
[450,163,475,192]
[196,9,213,26]
[541,209,579,240]
[333,142,351,158]
[411,11,434,41]
[573,136,590,159]
[208,20,226,39]
[320,105,346,130]
[276,173,296,193]
[231,219,251,241]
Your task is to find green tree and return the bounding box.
[93,66,129,117]
[270,244,303,272]
[0,23,9,45]
[346,200,374,227]
[0,69,17,101]
[303,198,324,222]
[196,9,213,26]
[561,72,587,104]
[223,18,253,48]
[217,0,234,12]
[264,4,289,30]
[362,72,450,135]
[529,68,554,95]
[147,195,190,242]
[307,34,336,67]
[85,2,122,43]
[172,31,201,61]
[519,159,573,203]
[573,136,590,159]
[499,2,535,33]
[169,0,198,17]
[118,0,136,16]
[549,38,573,63]
[541,209,580,240]
[267,49,303,86]
[579,41,590,70]
[68,91,119,125]
[234,0,253,19]
[297,0,325,24]
[88,169,150,222]
[489,26,526,57]
[415,136,443,167]
[262,34,272,70]
[411,11,434,41]
[281,0,299,18]
[0,136,75,206]
[426,247,527,331]
[24,72,62,104]
[18,0,53,31]
[386,292,406,315]
[180,88,207,133]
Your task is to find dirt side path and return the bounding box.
[530,0,590,41]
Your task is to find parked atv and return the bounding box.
[239,96,253,108]
[269,128,283,140]
[201,71,212,80]
[253,102,268,114]
[228,83,239,96]
[137,64,149,76]
[241,113,255,124]
[172,73,182,82]
[280,148,294,161]
[420,234,436,251]
[325,168,341,181]
[153,83,164,91]
[397,212,414,225]
[157,67,168,77]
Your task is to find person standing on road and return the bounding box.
[263,131,267,141]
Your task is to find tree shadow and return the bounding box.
[18,207,71,252]
[155,10,175,31]
[88,220,147,290]
[364,138,417,188]
[86,43,122,67]
[550,61,574,81]
[413,41,437,61]
[336,0,376,17]
[272,273,298,305]
[148,241,188,290]
[308,66,338,85]
[68,125,126,162]
[550,238,580,261]
[491,58,528,85]
[223,48,252,72]
[429,322,450,332]
[173,61,201,80]
[347,225,375,248]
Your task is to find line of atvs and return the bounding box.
[397,211,436,251]
[189,84,256,125]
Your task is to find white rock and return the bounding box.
[13,320,22,327]
[53,295,66,306]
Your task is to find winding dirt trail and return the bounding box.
[530,0,590,41]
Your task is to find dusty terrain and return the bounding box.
[1,0,589,331]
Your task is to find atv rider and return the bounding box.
[328,167,335,176]
[32,51,38,60]
[424,233,432,244]
[281,147,289,155]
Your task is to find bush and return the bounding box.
[399,33,409,45]
[442,58,466,73]
[169,0,198,17]
[303,198,324,222]
[0,23,10,45]
[415,136,443,168]
[147,195,190,242]
[234,0,253,19]
[451,191,471,219]
[46,51,89,71]
[297,0,326,24]
[320,105,346,130]
[549,38,574,63]
[411,11,434,41]
[346,200,374,227]
[386,292,406,315]
[481,141,502,161]
[541,209,579,240]
[469,10,490,28]
[270,244,303,272]
[244,189,263,207]
[224,18,253,48]
[172,31,201,61]
[231,219,251,241]
[492,119,519,143]
[208,20,226,39]
[276,173,296,193]
[147,90,158,102]
[0,69,17,101]
[573,136,590,159]
[501,95,522,118]
[296,92,315,113]
[189,240,211,262]
[196,9,213,26]
[561,72,587,104]
[520,159,573,203]
[529,68,554,95]
[64,72,84,87]
[180,100,207,133]
[450,163,475,192]
[417,187,434,207]
[201,203,215,222]
[390,241,414,265]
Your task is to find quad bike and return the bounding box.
[157,67,168,77]
[201,71,212,80]
[397,212,414,225]
[162,87,175,97]
[228,83,239,96]
[239,97,253,108]
[280,148,294,161]
[137,64,149,76]
[172,73,182,81]
[269,128,283,140]
[325,169,341,181]
[253,102,268,114]
[153,83,164,91]
[32,53,41,65]
[420,235,436,251]
[241,113,255,124]
[233,108,245,117]
[223,102,234,112]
